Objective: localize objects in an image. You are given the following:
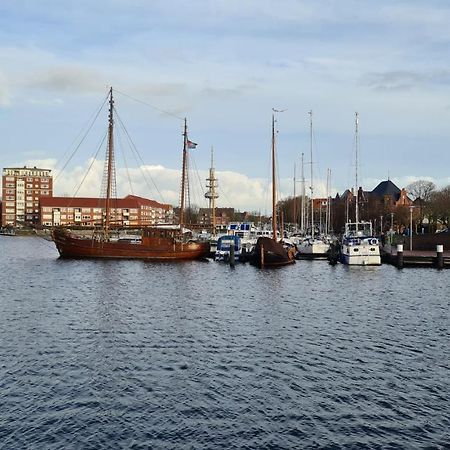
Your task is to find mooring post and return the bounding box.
[436,244,444,270]
[397,244,404,269]
[229,242,235,267]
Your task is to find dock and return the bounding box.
[381,244,450,269]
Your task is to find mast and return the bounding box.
[205,146,219,235]
[293,163,296,228]
[104,87,114,239]
[325,168,331,235]
[179,118,188,229]
[355,112,359,224]
[309,110,314,238]
[272,113,277,242]
[301,152,305,234]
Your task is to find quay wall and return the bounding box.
[394,234,450,251]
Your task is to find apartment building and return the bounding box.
[2,166,53,227]
[39,194,173,227]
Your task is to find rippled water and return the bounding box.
[0,236,449,449]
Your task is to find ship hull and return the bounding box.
[249,237,296,268]
[52,229,210,261]
[340,242,381,266]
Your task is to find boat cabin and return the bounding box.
[215,235,242,261]
[344,221,373,238]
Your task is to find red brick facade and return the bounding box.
[39,195,173,227]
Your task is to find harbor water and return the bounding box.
[0,236,448,449]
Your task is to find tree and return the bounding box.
[428,186,450,228]
[406,180,436,201]
[406,180,436,228]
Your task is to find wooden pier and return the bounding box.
[381,244,450,269]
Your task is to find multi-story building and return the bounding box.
[2,166,53,227]
[197,207,235,226]
[39,194,173,227]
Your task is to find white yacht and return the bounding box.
[298,236,332,258]
[296,111,331,258]
[341,221,381,265]
[340,113,380,266]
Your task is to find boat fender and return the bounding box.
[369,238,378,245]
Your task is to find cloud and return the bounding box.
[3,0,450,197]
[23,158,58,169]
[361,70,450,91]
[24,65,107,94]
[14,157,450,215]
[129,82,187,98]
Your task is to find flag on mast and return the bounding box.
[187,140,197,149]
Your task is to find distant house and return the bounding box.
[198,207,235,226]
[39,194,173,227]
[370,180,412,207]
[332,180,413,232]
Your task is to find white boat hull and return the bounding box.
[341,242,381,266]
[298,241,330,256]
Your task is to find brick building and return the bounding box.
[39,194,173,227]
[2,166,53,227]
[198,207,235,226]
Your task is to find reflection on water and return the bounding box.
[0,236,448,448]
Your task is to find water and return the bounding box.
[0,236,448,449]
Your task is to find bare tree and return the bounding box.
[406,180,436,201]
[428,186,450,228]
[406,180,436,228]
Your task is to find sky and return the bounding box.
[1,0,450,213]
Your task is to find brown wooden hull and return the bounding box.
[52,229,210,260]
[249,237,296,268]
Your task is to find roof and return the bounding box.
[371,180,401,200]
[3,166,52,170]
[40,195,171,210]
[339,189,353,199]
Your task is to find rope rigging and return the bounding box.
[54,92,110,184]
[53,87,212,226]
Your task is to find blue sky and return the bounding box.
[1,0,450,212]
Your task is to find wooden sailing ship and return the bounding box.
[52,88,210,260]
[250,112,296,268]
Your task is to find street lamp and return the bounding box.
[409,206,414,251]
